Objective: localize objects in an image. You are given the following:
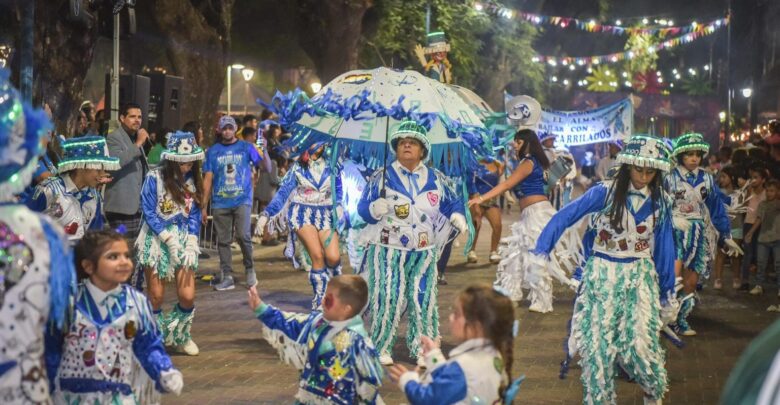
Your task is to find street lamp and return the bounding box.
[226,63,246,115]
[741,88,752,98]
[742,88,753,137]
[241,68,254,115]
[310,82,322,93]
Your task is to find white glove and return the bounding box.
[181,234,199,269]
[369,198,392,220]
[450,213,468,235]
[660,296,681,325]
[160,368,183,395]
[254,215,269,238]
[722,238,744,257]
[159,230,183,267]
[674,276,684,294]
[672,215,691,232]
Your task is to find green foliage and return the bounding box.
[585,65,618,92]
[623,30,659,79]
[680,74,714,96]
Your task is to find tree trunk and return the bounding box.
[295,0,374,82]
[475,50,512,110]
[152,0,234,139]
[9,0,101,134]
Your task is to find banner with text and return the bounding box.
[537,98,632,146]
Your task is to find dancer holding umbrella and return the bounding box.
[357,120,468,366]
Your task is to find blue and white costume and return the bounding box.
[46,282,181,404]
[255,304,383,404]
[260,146,344,309]
[0,71,75,404]
[495,155,579,313]
[466,163,501,207]
[532,135,676,404]
[357,159,465,359]
[397,338,506,405]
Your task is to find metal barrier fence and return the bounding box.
[198,200,262,251]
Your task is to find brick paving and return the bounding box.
[161,211,780,404]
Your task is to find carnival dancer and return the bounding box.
[28,135,119,243]
[468,129,578,313]
[540,132,577,209]
[46,230,183,403]
[532,134,679,405]
[357,120,468,366]
[255,141,343,309]
[665,133,742,336]
[388,284,520,405]
[247,275,383,404]
[466,158,504,264]
[136,131,204,356]
[0,70,74,404]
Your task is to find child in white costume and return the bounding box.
[0,69,75,404]
[47,230,183,404]
[136,131,204,355]
[389,284,522,405]
[532,135,679,405]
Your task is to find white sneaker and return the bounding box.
[528,302,546,313]
[767,305,779,312]
[467,251,478,263]
[750,285,764,295]
[680,329,697,336]
[176,339,200,356]
[489,251,501,264]
[379,354,394,366]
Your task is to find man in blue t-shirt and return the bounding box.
[203,115,269,290]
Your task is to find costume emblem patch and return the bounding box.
[380,228,390,244]
[635,239,650,252]
[394,204,410,219]
[160,199,175,214]
[427,192,439,206]
[400,235,410,247]
[418,232,429,248]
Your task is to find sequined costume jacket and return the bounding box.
[139,169,202,237]
[357,161,464,252]
[0,205,73,405]
[255,304,383,405]
[44,283,176,401]
[532,182,677,303]
[663,167,731,241]
[27,175,105,242]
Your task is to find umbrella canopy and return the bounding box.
[266,67,494,177]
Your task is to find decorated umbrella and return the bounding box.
[265,67,494,178]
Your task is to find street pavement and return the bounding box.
[162,211,779,404]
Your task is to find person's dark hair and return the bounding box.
[155,127,172,146]
[604,164,663,232]
[241,126,258,138]
[260,109,273,121]
[457,285,515,403]
[719,166,739,189]
[748,146,768,162]
[748,164,769,180]
[718,146,733,161]
[160,159,204,207]
[328,275,368,317]
[514,129,550,169]
[731,148,749,167]
[182,121,201,134]
[74,230,128,280]
[242,114,257,127]
[119,103,142,117]
[764,179,780,190]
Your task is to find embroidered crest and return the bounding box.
[380,228,390,244]
[394,204,410,219]
[418,232,429,248]
[160,199,176,215]
[617,239,629,251]
[124,320,137,339]
[333,330,351,352]
[674,190,686,200]
[64,222,79,235]
[636,225,647,234]
[427,192,439,206]
[635,239,650,252]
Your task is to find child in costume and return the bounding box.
[247,275,383,404]
[256,141,343,309]
[664,133,742,336]
[136,131,204,356]
[28,135,120,243]
[466,159,504,264]
[357,121,468,366]
[388,284,520,405]
[467,129,579,313]
[0,70,74,404]
[47,230,183,403]
[532,134,679,405]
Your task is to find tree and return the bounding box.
[152,0,235,132]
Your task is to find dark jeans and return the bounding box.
[212,204,254,277]
[741,223,760,283]
[437,230,457,276]
[756,240,780,288]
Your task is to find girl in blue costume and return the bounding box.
[357,120,468,366]
[0,70,74,404]
[532,134,679,405]
[388,284,519,405]
[136,131,204,356]
[256,141,343,309]
[466,159,504,264]
[664,133,742,336]
[468,129,579,313]
[47,230,183,404]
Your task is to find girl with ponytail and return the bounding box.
[388,284,521,404]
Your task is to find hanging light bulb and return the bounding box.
[642,18,649,24]
[563,79,570,85]
[569,65,576,71]
[615,19,622,26]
